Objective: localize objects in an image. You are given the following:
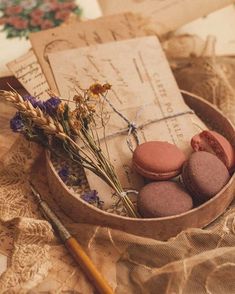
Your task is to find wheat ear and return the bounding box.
[0,90,66,139]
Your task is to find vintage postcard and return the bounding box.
[98,0,234,36]
[48,36,206,206]
[7,50,50,99]
[29,13,150,91]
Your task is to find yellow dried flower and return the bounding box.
[69,110,82,134]
[102,83,112,91]
[57,102,65,114]
[87,104,96,113]
[88,83,112,99]
[73,94,83,102]
[89,83,105,96]
[70,120,82,134]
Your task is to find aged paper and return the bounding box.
[176,4,235,55]
[98,0,234,36]
[7,50,50,99]
[29,13,150,92]
[0,0,101,77]
[48,36,206,206]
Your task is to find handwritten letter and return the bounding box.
[29,13,150,91]
[48,37,206,206]
[7,50,50,99]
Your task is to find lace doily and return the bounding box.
[0,132,234,293]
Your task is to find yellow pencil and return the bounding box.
[30,183,114,294]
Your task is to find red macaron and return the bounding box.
[191,130,235,170]
[132,141,186,180]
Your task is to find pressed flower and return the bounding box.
[102,83,112,91]
[88,83,112,98]
[89,83,105,96]
[40,19,54,30]
[58,166,69,182]
[57,102,65,114]
[81,190,100,204]
[55,10,71,21]
[10,112,24,132]
[0,0,81,39]
[23,95,38,107]
[21,0,37,10]
[44,97,61,115]
[40,3,52,12]
[30,17,43,27]
[81,190,104,208]
[5,5,23,15]
[0,17,7,25]
[23,95,46,111]
[69,118,82,135]
[30,9,44,19]
[13,18,28,30]
[73,94,83,103]
[1,86,138,217]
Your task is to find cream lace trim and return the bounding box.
[0,137,55,292]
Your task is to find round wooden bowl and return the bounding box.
[46,92,235,240]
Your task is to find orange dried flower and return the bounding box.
[57,102,65,114]
[89,83,105,96]
[102,83,112,91]
[73,94,83,103]
[88,83,112,100]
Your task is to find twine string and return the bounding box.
[101,93,195,152]
[102,94,140,152]
[120,190,139,198]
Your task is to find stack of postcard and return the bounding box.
[3,0,235,203]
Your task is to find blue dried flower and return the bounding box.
[44,97,61,115]
[81,190,100,204]
[23,95,46,111]
[10,112,24,133]
[36,100,46,112]
[23,95,38,108]
[58,166,69,182]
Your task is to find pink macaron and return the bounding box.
[191,130,235,170]
[132,141,186,180]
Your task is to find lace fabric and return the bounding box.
[0,134,234,293]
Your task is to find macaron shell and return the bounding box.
[133,161,180,180]
[138,181,193,218]
[182,151,230,203]
[191,130,235,169]
[133,141,186,180]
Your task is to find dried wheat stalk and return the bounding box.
[0,90,66,139]
[0,90,139,218]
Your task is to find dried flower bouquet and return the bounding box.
[0,84,138,218]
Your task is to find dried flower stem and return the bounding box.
[0,90,138,218]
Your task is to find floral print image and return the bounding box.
[0,0,82,38]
